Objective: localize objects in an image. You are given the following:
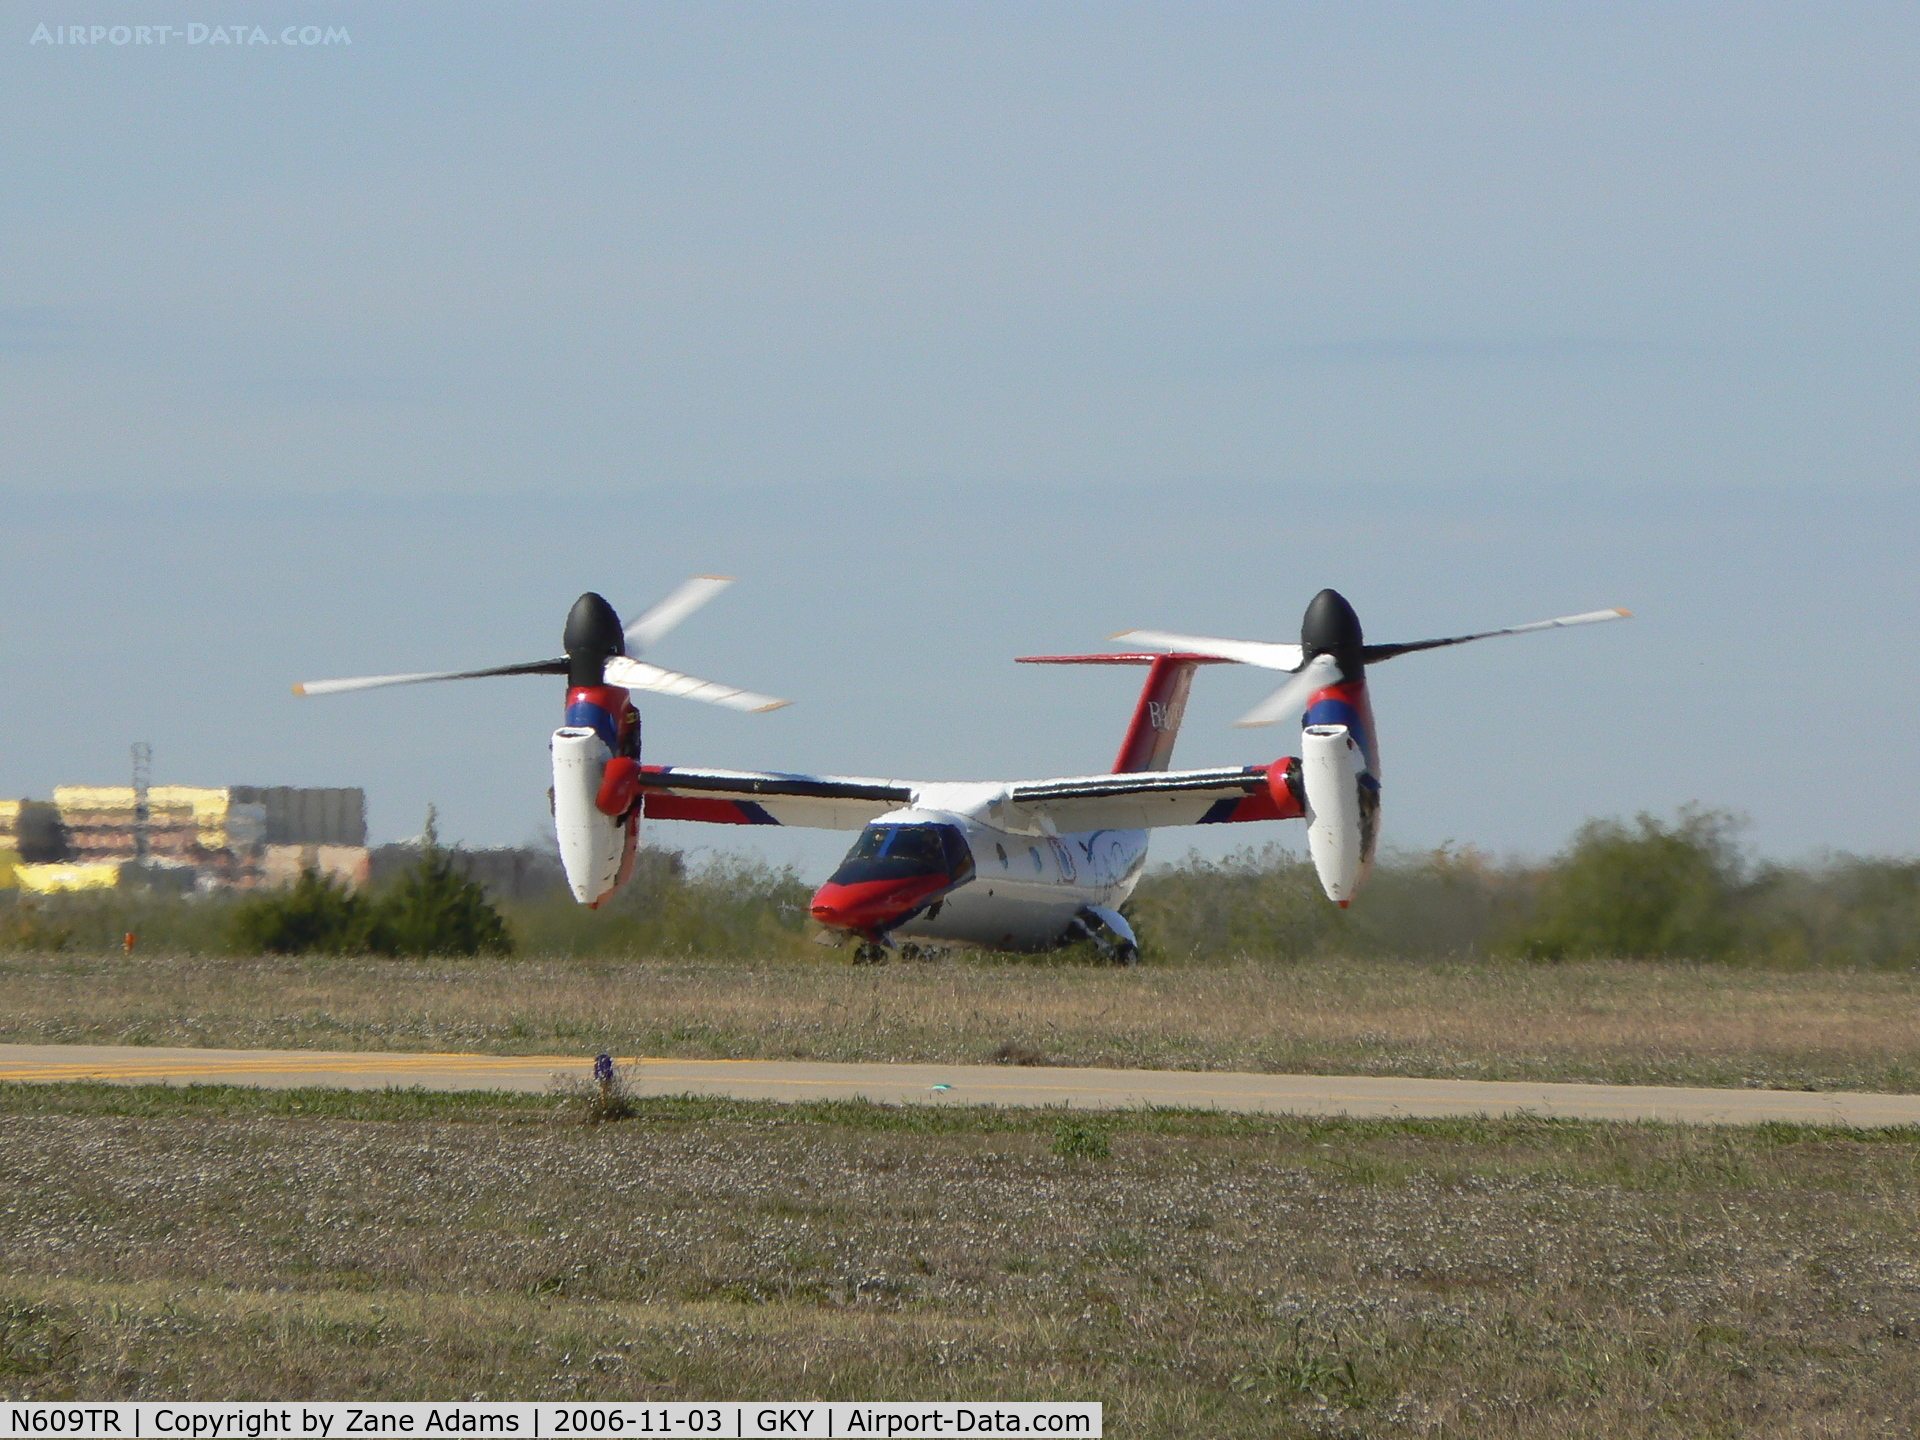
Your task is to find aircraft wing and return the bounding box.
[638,765,914,830]
[637,761,1302,833]
[1008,763,1300,833]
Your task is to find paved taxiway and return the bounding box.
[2,1043,1918,1126]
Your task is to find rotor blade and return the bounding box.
[1110,629,1305,672]
[623,575,734,653]
[1363,607,1631,663]
[294,657,568,696]
[1234,652,1344,729]
[602,656,789,713]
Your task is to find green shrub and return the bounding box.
[502,851,812,959]
[374,826,511,957]
[0,897,73,953]
[12,802,72,863]
[1051,1117,1112,1159]
[1513,807,1745,961]
[1128,841,1536,963]
[1133,813,1920,968]
[227,867,372,955]
[1126,845,1339,962]
[1739,856,1920,967]
[224,810,510,958]
[2,888,238,955]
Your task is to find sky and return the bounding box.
[2,3,1916,877]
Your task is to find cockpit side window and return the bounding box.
[845,827,889,862]
[940,826,977,884]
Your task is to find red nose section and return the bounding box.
[810,874,952,937]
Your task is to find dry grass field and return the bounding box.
[1,1083,1918,1436]
[3,951,1920,1092]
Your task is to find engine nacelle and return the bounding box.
[552,727,629,905]
[1300,723,1373,906]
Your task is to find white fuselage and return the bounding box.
[862,806,1149,951]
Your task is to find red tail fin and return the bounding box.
[1111,655,1199,772]
[1015,652,1230,774]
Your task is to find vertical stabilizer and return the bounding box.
[1111,655,1200,773]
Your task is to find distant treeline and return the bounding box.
[0,845,820,962]
[1135,809,1920,967]
[4,808,1918,966]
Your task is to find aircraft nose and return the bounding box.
[809,875,949,935]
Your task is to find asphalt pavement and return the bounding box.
[1,1043,1915,1126]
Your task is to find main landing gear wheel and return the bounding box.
[1065,909,1140,967]
[852,941,890,966]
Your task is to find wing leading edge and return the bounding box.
[639,765,913,829]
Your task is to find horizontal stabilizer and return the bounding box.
[1016,652,1233,666]
[1109,630,1306,672]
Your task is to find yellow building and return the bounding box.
[0,786,367,891]
[13,861,128,894]
[52,785,265,858]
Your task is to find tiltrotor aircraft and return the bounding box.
[296,579,1627,964]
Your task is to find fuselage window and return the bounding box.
[1029,846,1043,874]
[995,843,1008,868]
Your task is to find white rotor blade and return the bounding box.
[603,656,789,713]
[624,575,734,653]
[1234,652,1344,729]
[1368,606,1632,660]
[1110,629,1305,672]
[296,671,470,697]
[1490,606,1631,637]
[294,657,565,696]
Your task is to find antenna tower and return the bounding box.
[131,742,152,864]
